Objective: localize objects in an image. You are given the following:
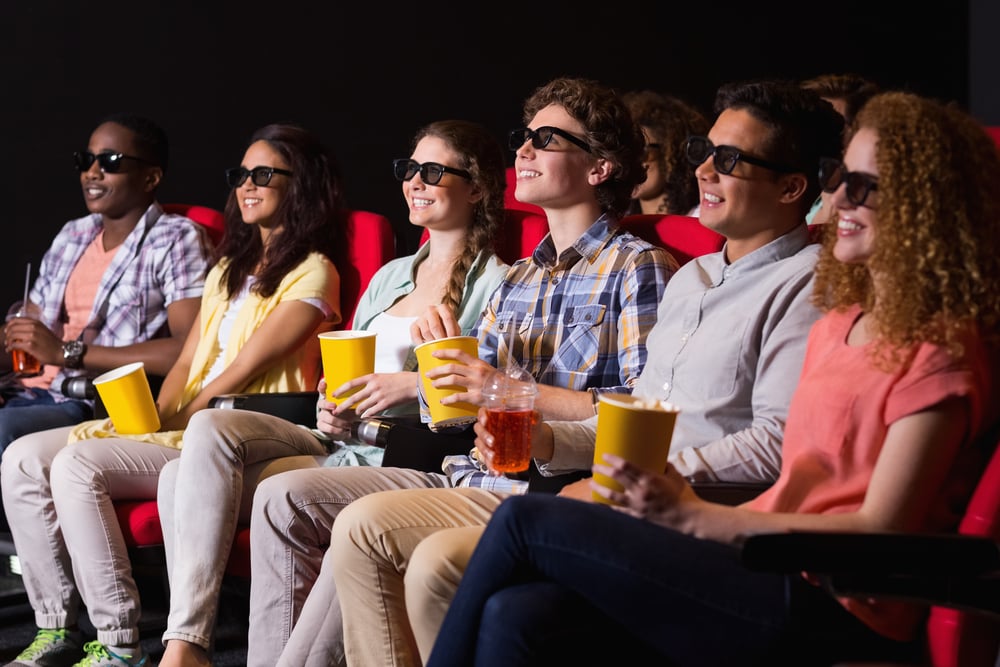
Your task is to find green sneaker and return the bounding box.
[71,642,147,667]
[10,628,85,666]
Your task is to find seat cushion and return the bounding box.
[114,500,164,547]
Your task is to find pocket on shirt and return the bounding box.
[545,305,609,378]
[681,317,749,398]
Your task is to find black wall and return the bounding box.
[6,1,980,313]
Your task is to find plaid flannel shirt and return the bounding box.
[30,202,211,397]
[442,214,677,488]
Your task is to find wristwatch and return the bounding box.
[62,340,87,369]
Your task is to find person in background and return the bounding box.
[426,90,1000,667]
[1,122,344,667]
[623,89,709,217]
[155,118,510,667]
[801,73,880,225]
[0,113,210,455]
[248,75,676,667]
[327,78,845,667]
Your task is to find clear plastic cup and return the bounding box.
[482,365,538,473]
[6,301,42,377]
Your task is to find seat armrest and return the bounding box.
[209,392,319,427]
[355,417,474,473]
[741,532,1000,575]
[691,482,770,506]
[742,532,1000,616]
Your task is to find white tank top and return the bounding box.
[365,311,418,373]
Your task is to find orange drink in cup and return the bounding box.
[5,301,43,377]
[482,366,538,473]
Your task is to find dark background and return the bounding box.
[6,1,998,313]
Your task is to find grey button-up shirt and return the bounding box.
[542,224,821,483]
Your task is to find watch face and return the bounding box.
[63,340,85,368]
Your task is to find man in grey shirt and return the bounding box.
[322,78,847,667]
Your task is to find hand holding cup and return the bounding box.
[5,301,44,377]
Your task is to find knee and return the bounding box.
[157,458,180,503]
[406,528,482,603]
[250,471,302,531]
[181,409,238,458]
[325,493,387,573]
[49,445,92,490]
[2,433,52,485]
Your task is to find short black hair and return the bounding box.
[98,112,169,172]
[714,80,845,214]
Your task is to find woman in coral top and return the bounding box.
[424,91,1000,666]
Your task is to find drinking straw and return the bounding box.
[506,314,516,374]
[22,262,31,305]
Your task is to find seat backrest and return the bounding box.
[618,213,724,265]
[985,126,1000,150]
[341,210,396,329]
[498,209,549,263]
[926,437,1000,667]
[503,166,547,216]
[418,208,550,265]
[161,202,226,246]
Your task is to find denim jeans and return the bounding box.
[426,494,921,667]
[0,391,91,454]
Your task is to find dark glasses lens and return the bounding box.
[818,158,878,207]
[685,136,797,175]
[392,159,471,186]
[507,126,592,153]
[73,150,146,173]
[225,166,293,188]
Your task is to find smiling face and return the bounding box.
[511,104,595,210]
[234,140,291,231]
[694,108,796,246]
[80,122,160,219]
[403,135,480,233]
[831,126,879,265]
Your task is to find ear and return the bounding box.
[777,172,809,205]
[587,158,615,186]
[144,166,164,193]
[467,183,485,205]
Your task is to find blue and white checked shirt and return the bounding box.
[441,214,677,490]
[29,202,212,397]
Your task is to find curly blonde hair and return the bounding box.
[812,91,1000,365]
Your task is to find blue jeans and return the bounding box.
[425,495,921,667]
[0,390,92,454]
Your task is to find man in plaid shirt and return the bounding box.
[0,113,211,456]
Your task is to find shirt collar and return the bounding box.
[531,212,617,268]
[709,224,813,284]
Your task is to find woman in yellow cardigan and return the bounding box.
[0,123,345,667]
